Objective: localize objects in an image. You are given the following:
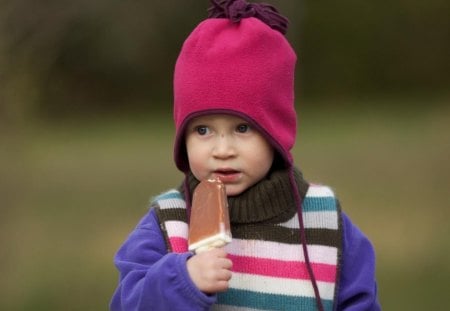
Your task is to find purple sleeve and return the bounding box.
[337,213,381,310]
[110,209,216,311]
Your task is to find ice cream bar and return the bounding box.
[188,178,232,253]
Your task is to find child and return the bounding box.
[110,0,380,310]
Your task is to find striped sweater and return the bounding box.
[154,184,343,311]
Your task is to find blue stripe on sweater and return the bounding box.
[217,289,333,311]
[302,196,337,212]
[153,191,182,201]
[154,191,337,213]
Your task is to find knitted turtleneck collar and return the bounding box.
[179,168,309,224]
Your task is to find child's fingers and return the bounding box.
[208,247,227,257]
[218,267,232,282]
[217,257,233,270]
[187,249,233,293]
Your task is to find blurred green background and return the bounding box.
[1,0,449,310]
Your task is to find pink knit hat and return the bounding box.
[173,0,297,172]
[173,3,326,309]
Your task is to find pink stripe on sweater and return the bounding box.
[228,254,336,283]
[169,237,188,253]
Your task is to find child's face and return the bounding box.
[185,114,274,196]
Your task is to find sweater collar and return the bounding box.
[180,168,309,224]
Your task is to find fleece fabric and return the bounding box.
[173,17,297,172]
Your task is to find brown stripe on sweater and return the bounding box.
[155,206,340,248]
[154,207,188,223]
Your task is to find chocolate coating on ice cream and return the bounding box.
[188,178,232,253]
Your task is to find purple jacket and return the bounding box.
[110,209,380,310]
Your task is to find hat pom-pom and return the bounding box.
[207,0,289,35]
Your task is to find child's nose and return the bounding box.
[212,135,236,158]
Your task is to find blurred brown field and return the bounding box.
[1,96,449,310]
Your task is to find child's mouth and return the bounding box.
[213,169,240,182]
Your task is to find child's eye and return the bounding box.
[236,124,250,133]
[195,126,209,135]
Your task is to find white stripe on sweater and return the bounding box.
[165,220,188,237]
[304,211,338,229]
[225,239,338,265]
[164,222,338,265]
[306,185,335,197]
[278,211,338,230]
[158,197,186,210]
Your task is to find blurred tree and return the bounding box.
[0,0,97,123]
[300,0,450,98]
[0,0,449,122]
[39,0,209,117]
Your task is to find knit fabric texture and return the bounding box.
[183,168,308,224]
[173,16,297,172]
[153,184,342,310]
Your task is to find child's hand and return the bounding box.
[187,248,233,294]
